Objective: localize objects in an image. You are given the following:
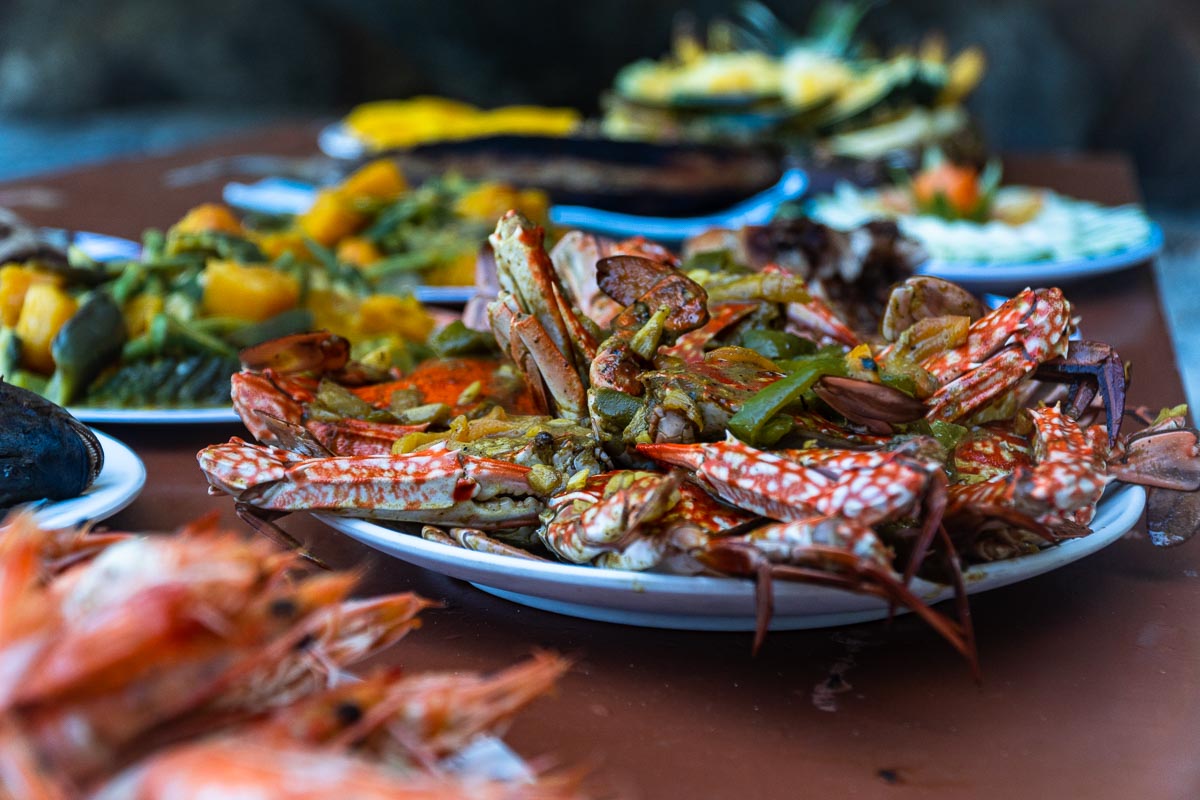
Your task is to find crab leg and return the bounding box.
[639,437,942,528]
[198,441,545,529]
[698,517,976,670]
[947,404,1109,533]
[488,214,590,420]
[638,437,832,521]
[923,288,1072,423]
[490,212,578,367]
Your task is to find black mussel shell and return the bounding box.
[0,380,103,509]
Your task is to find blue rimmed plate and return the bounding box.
[918,222,1163,290]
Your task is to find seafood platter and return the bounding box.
[1,206,1190,795]
[193,210,1200,674]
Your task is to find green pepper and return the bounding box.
[590,388,643,429]
[879,370,920,397]
[429,320,497,357]
[727,353,847,446]
[681,249,743,273]
[739,329,817,361]
[44,293,128,405]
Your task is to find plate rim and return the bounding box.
[68,406,242,424]
[917,222,1163,286]
[313,482,1146,629]
[318,120,368,160]
[31,429,147,529]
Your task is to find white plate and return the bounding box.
[318,121,369,161]
[315,483,1146,631]
[69,231,142,261]
[68,406,242,425]
[917,222,1164,290]
[31,430,146,529]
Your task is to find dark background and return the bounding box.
[0,0,1197,207]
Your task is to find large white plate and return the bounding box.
[319,121,370,161]
[68,406,241,425]
[917,222,1164,290]
[316,483,1146,631]
[31,430,146,530]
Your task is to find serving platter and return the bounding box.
[32,430,147,529]
[316,483,1145,631]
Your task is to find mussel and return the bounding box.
[0,379,103,509]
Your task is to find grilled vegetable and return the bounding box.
[14,283,78,374]
[44,293,127,406]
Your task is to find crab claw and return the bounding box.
[238,331,351,374]
[1036,339,1126,446]
[923,288,1073,424]
[637,437,837,522]
[1107,412,1200,546]
[199,440,545,528]
[488,212,592,421]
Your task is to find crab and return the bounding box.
[232,331,538,455]
[196,212,1200,676]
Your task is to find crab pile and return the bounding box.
[199,212,1200,670]
[0,512,578,798]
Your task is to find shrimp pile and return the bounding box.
[0,511,578,799]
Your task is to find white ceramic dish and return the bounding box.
[68,406,242,425]
[319,121,369,161]
[70,231,143,261]
[316,483,1145,631]
[31,430,147,529]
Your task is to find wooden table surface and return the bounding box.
[4,128,1198,799]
